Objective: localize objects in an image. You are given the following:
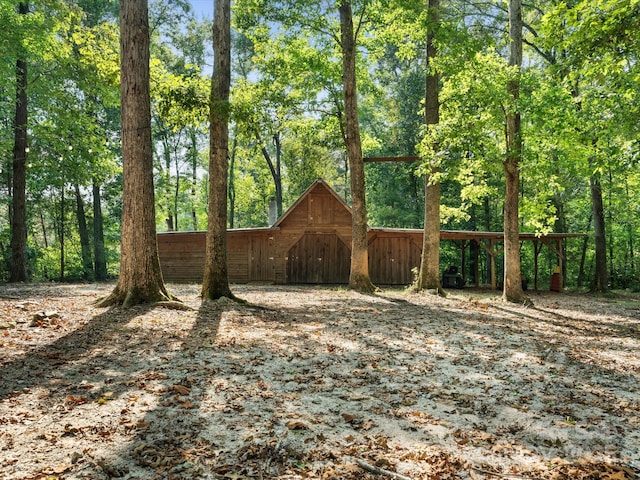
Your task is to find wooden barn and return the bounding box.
[158,179,423,285]
[157,179,580,287]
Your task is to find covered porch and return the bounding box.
[439,230,584,291]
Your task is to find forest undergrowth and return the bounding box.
[0,283,639,480]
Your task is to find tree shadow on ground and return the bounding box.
[2,285,638,479]
[110,299,228,479]
[0,303,153,401]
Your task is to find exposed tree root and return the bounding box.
[406,283,447,297]
[156,301,193,311]
[349,274,377,294]
[201,291,247,304]
[202,295,282,314]
[502,293,534,307]
[95,286,182,309]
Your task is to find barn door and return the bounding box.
[287,233,350,283]
[249,235,276,282]
[369,236,422,285]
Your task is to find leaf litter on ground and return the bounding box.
[0,283,639,479]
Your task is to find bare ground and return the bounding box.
[0,283,639,480]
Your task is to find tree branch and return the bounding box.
[354,458,414,480]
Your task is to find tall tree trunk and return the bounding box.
[590,171,608,292]
[190,129,198,230]
[40,211,48,249]
[626,179,635,279]
[553,195,567,285]
[75,183,94,280]
[92,181,108,280]
[340,0,374,293]
[577,213,592,288]
[173,142,180,231]
[39,211,49,279]
[256,130,283,219]
[161,128,174,231]
[98,0,172,307]
[228,134,237,229]
[416,0,443,294]
[202,0,234,300]
[502,0,527,304]
[607,169,614,286]
[10,2,29,283]
[59,186,65,282]
[273,132,283,218]
[484,196,491,284]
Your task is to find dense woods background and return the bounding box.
[1,0,638,291]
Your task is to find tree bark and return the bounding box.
[339,1,375,293]
[75,183,94,280]
[201,0,234,300]
[161,127,175,231]
[416,0,443,294]
[255,128,283,220]
[273,132,283,218]
[59,186,65,282]
[10,2,29,283]
[228,134,237,229]
[590,172,608,292]
[173,142,180,231]
[484,196,491,284]
[97,0,171,307]
[190,128,198,230]
[502,0,527,304]
[92,181,108,281]
[625,179,635,279]
[577,213,592,288]
[607,169,614,286]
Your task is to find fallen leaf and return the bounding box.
[342,413,356,423]
[172,384,191,396]
[285,420,309,430]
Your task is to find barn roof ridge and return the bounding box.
[272,178,351,228]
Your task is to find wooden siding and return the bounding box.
[287,233,351,283]
[277,187,351,231]
[249,233,276,282]
[157,180,581,286]
[157,181,412,285]
[227,231,250,283]
[158,229,420,285]
[158,230,274,284]
[369,232,423,285]
[157,231,206,283]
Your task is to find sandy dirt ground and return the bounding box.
[0,283,639,480]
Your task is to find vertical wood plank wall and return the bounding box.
[157,180,423,285]
[158,180,577,286]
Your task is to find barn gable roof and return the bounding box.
[273,179,352,228]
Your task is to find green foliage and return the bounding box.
[1,0,638,288]
[282,118,345,203]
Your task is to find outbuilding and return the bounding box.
[157,179,580,288]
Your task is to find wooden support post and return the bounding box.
[533,240,542,291]
[473,240,480,287]
[490,239,496,290]
[477,239,498,290]
[557,238,564,291]
[461,240,468,284]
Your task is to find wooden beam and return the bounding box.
[363,156,420,163]
[490,239,496,290]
